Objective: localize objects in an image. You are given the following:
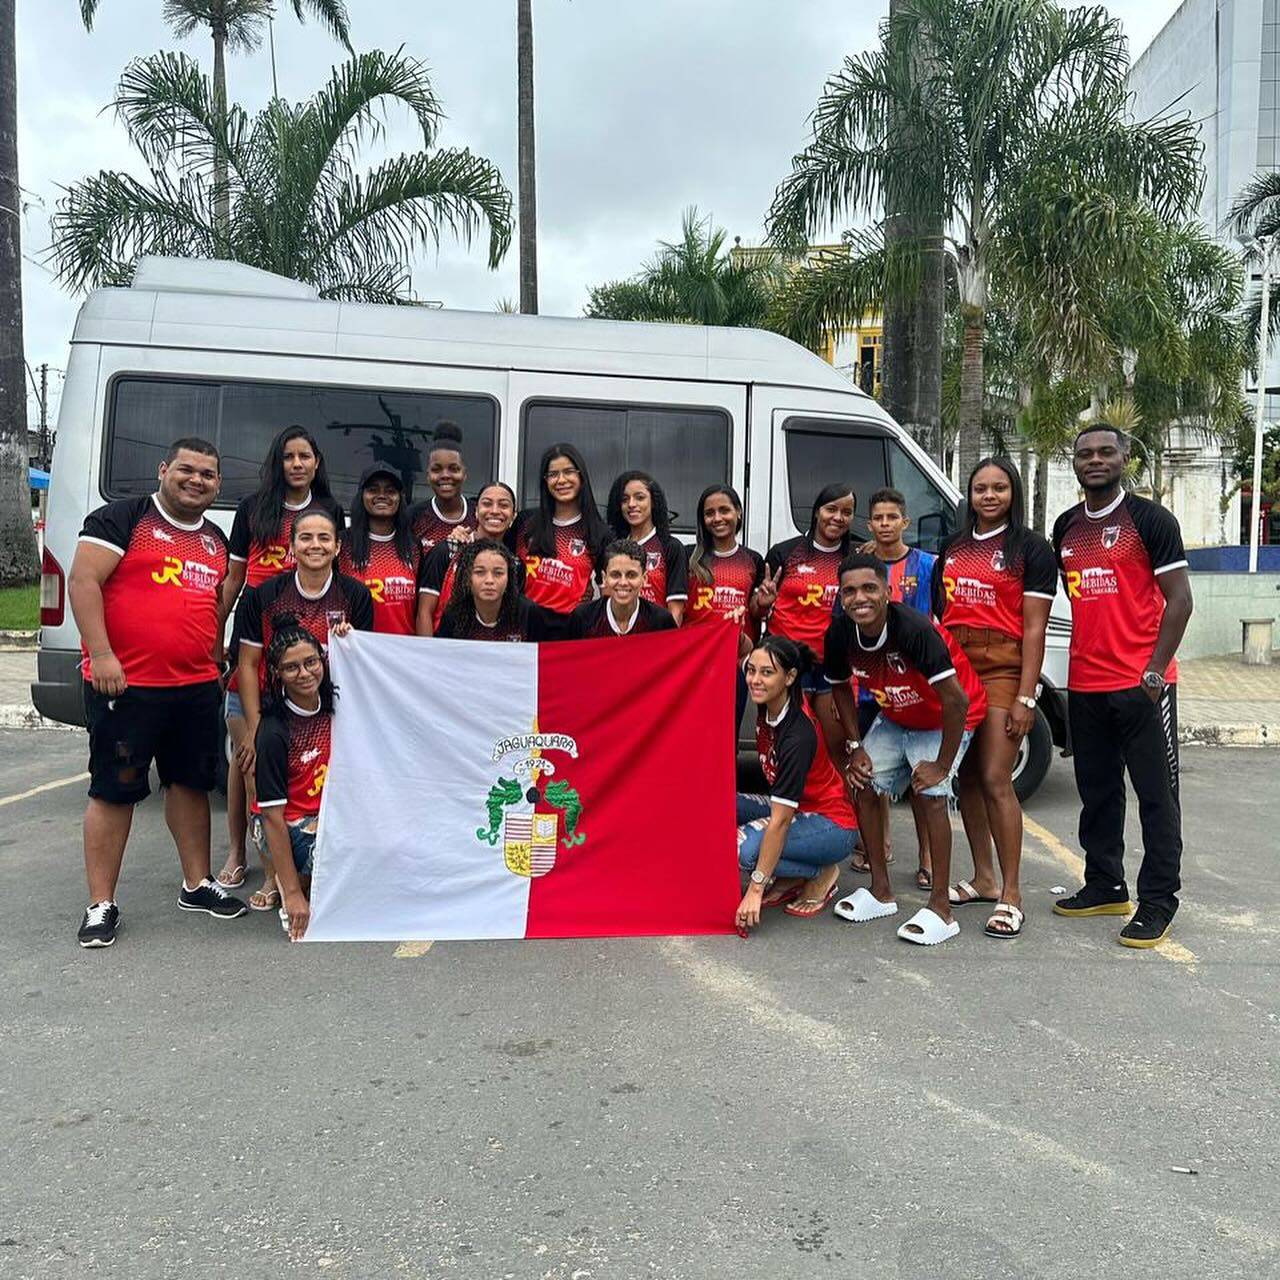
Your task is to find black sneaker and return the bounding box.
[1118,908,1172,949]
[178,879,248,919]
[1053,884,1133,917]
[78,901,120,948]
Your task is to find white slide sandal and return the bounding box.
[833,886,899,923]
[897,907,960,946]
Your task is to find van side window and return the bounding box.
[521,401,730,533]
[104,377,498,506]
[889,445,957,553]
[783,425,887,537]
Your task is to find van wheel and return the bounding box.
[1012,708,1053,803]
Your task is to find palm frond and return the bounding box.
[290,0,354,53]
[1228,169,1280,241]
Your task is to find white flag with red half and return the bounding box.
[305,625,739,940]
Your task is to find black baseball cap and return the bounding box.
[357,464,405,491]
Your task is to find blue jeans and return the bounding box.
[736,794,856,879]
[863,717,974,800]
[251,813,317,875]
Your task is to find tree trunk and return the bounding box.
[211,22,230,250]
[915,226,945,468]
[517,0,538,314]
[1033,450,1049,535]
[0,0,39,585]
[957,302,985,484]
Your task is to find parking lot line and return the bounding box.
[0,771,89,809]
[393,940,434,957]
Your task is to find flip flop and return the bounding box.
[851,850,894,874]
[784,880,841,918]
[762,882,804,910]
[984,903,1024,939]
[915,868,933,890]
[948,879,997,906]
[833,886,899,923]
[897,907,960,946]
[249,886,281,912]
[215,864,247,889]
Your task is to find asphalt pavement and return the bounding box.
[1,730,1276,1279]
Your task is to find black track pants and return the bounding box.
[1068,685,1182,921]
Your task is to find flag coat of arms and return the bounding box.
[305,625,740,940]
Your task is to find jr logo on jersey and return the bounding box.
[305,764,328,798]
[152,556,184,586]
[259,544,288,571]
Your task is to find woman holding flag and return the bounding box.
[735,636,857,931]
[436,540,556,642]
[417,482,522,636]
[253,616,340,942]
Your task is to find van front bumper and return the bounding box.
[32,648,86,727]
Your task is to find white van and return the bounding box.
[34,257,1071,797]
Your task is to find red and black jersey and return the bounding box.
[436,596,556,643]
[632,529,689,609]
[237,570,374,688]
[338,533,420,636]
[1052,492,1187,692]
[254,701,331,822]
[686,544,766,636]
[764,535,846,663]
[417,539,526,619]
[938,528,1057,640]
[566,598,677,639]
[755,699,856,829]
[228,492,345,590]
[515,513,599,615]
[825,602,987,731]
[78,495,228,687]
[410,497,477,555]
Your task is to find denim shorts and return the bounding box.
[251,813,318,875]
[224,689,244,721]
[800,664,831,697]
[863,716,974,800]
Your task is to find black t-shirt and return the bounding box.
[825,601,987,731]
[566,598,677,639]
[436,596,556,642]
[237,571,374,688]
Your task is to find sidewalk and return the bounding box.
[2,645,1278,743]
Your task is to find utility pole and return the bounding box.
[1249,235,1273,574]
[37,361,47,469]
[517,0,538,314]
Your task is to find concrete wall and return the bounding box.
[1183,571,1280,657]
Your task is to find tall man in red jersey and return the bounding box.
[1052,424,1193,948]
[69,439,248,948]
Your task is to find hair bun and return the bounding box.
[433,421,463,445]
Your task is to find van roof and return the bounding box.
[69,256,868,394]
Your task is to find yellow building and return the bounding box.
[730,240,884,395]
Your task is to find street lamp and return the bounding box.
[1249,234,1275,574]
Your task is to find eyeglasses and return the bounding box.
[545,467,580,481]
[279,655,324,677]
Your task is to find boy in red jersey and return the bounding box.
[1051,424,1193,948]
[69,438,248,948]
[826,555,986,945]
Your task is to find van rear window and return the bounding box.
[521,401,730,533]
[104,376,497,507]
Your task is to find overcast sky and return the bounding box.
[16,0,1185,422]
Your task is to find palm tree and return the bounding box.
[0,0,39,585]
[517,0,537,314]
[585,208,777,328]
[79,1,353,240]
[49,49,513,300]
[768,0,1201,481]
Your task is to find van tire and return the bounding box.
[1012,708,1053,803]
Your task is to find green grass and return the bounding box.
[0,584,39,631]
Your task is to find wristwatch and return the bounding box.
[844,739,862,754]
[1015,695,1036,710]
[749,870,772,888]
[1141,670,1166,694]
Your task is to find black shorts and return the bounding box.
[84,680,222,805]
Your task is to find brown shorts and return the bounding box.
[950,625,1023,711]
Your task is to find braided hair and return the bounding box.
[439,538,524,638]
[262,614,336,718]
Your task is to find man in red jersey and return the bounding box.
[826,555,986,945]
[1051,424,1193,949]
[69,438,248,948]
